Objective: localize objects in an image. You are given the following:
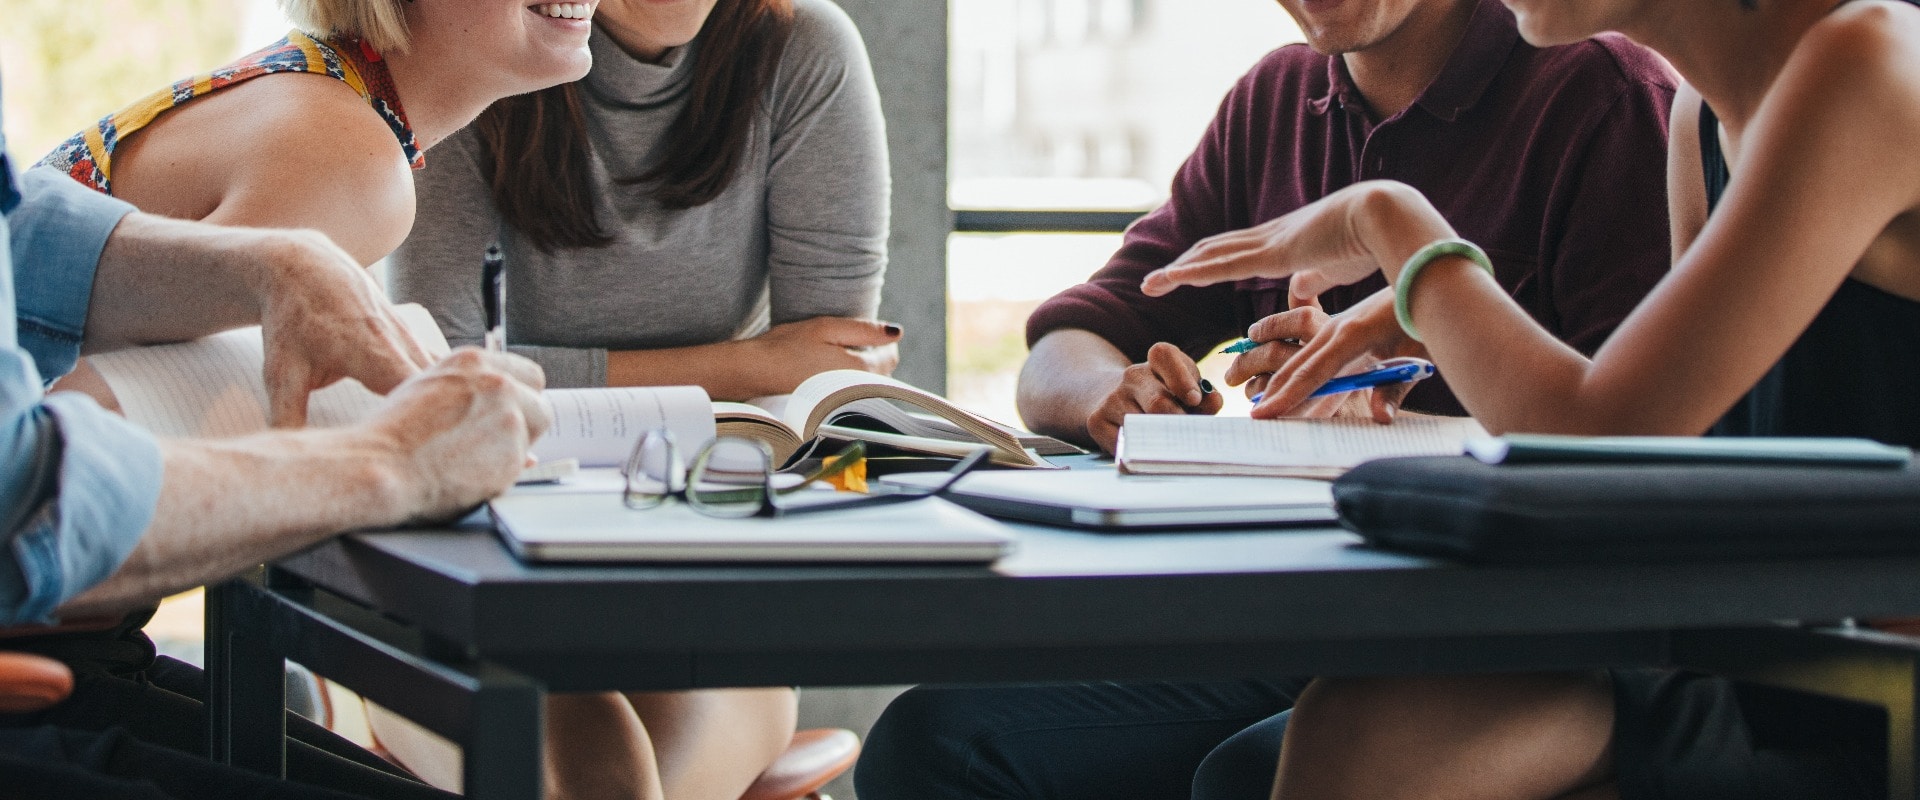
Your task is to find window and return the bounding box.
[946,0,1303,423]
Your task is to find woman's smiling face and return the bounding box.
[593,0,723,61]
[405,0,599,95]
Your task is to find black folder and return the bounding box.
[1334,455,1920,564]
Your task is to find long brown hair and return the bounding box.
[474,0,796,252]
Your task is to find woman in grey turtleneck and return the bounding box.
[390,0,895,398]
[382,0,889,797]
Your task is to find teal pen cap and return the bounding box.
[1220,337,1302,355]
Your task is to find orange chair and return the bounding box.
[364,687,859,800]
[0,650,74,713]
[741,728,861,800]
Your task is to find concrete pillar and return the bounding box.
[835,0,950,393]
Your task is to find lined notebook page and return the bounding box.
[533,386,714,468]
[89,306,445,438]
[90,305,717,468]
[1118,414,1487,477]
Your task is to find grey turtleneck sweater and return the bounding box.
[390,0,890,387]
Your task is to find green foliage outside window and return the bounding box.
[1,0,249,160]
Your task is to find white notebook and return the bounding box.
[490,489,1016,564]
[1116,414,1488,479]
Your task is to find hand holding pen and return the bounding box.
[1222,289,1426,422]
[1084,341,1223,455]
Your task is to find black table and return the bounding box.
[205,509,1920,800]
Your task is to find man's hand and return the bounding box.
[1237,289,1423,423]
[1085,342,1223,454]
[255,230,436,427]
[1141,181,1456,300]
[366,349,552,523]
[740,317,903,394]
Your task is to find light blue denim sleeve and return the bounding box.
[0,144,161,626]
[10,166,135,382]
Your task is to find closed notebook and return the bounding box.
[881,468,1335,529]
[1116,414,1488,479]
[490,491,1016,564]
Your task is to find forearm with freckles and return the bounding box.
[54,429,410,620]
[1016,330,1134,446]
[81,213,281,352]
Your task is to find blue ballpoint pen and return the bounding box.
[1252,357,1435,403]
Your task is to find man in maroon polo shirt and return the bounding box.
[855,2,1675,800]
[1018,0,1675,452]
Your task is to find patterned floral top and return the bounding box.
[38,31,423,195]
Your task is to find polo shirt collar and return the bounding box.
[1313,0,1521,123]
[1416,0,1521,121]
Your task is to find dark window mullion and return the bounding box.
[952,209,1145,234]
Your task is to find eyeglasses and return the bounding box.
[621,430,989,519]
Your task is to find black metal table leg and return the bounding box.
[205,575,288,774]
[463,677,545,800]
[222,574,546,799]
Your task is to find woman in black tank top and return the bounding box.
[1700,103,1920,444]
[1141,1,1920,799]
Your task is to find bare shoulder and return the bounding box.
[200,73,417,264]
[1764,1,1920,181]
[1792,1,1920,100]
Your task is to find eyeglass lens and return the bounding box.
[687,437,775,518]
[623,430,683,510]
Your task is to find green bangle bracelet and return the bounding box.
[1393,238,1493,342]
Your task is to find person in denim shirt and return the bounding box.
[0,81,553,798]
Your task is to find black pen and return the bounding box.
[482,243,506,352]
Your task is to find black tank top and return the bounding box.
[1700,95,1920,447]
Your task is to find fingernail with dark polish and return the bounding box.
[884,324,902,336]
[1199,379,1215,395]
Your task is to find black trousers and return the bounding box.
[0,615,453,800]
[854,678,1308,800]
[0,725,406,800]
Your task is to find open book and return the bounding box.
[84,308,1066,474]
[1116,413,1488,479]
[86,305,716,474]
[714,370,1077,468]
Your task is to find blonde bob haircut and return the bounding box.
[277,0,411,54]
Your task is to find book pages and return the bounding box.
[534,386,714,468]
[781,370,1048,467]
[89,303,716,469]
[1118,414,1488,478]
[90,304,446,438]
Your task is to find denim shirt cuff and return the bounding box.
[2,394,161,625]
[9,167,134,382]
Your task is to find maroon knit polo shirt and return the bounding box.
[1025,0,1678,415]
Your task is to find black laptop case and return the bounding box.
[1333,455,1920,564]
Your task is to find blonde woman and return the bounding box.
[18,1,591,798]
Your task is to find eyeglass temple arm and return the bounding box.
[925,447,992,494]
